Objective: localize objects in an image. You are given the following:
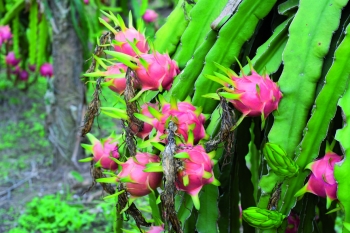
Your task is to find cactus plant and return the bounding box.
[80,1,350,232]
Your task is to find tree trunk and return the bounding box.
[47,0,85,168]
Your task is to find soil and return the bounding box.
[0,84,109,233]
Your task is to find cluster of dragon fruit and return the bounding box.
[81,12,344,232]
[1,25,54,81]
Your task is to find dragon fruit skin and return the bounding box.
[40,63,54,78]
[135,52,180,92]
[286,212,300,233]
[206,64,282,119]
[146,225,164,233]
[140,101,206,144]
[92,138,120,170]
[82,133,119,170]
[117,152,162,197]
[175,144,219,209]
[5,52,20,66]
[104,63,129,94]
[0,25,12,42]
[295,152,342,208]
[142,9,158,23]
[230,71,282,117]
[160,102,205,143]
[19,70,29,81]
[133,103,159,139]
[114,27,149,57]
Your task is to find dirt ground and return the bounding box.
[0,84,112,232]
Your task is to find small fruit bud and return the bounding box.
[263,143,299,178]
[242,207,285,230]
[142,9,158,23]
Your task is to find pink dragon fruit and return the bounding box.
[286,212,300,233]
[108,15,149,57]
[0,25,12,42]
[19,70,29,81]
[117,152,162,197]
[28,64,36,72]
[205,62,282,119]
[174,144,219,209]
[5,52,20,66]
[40,63,54,78]
[105,51,179,94]
[103,63,130,94]
[146,225,164,233]
[294,151,342,208]
[136,52,179,92]
[81,133,119,170]
[131,103,159,139]
[136,98,206,144]
[142,9,158,23]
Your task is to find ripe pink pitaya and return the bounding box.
[105,51,179,94]
[40,63,54,78]
[0,25,12,42]
[146,225,164,233]
[28,64,36,72]
[132,103,159,139]
[205,62,282,119]
[294,151,342,208]
[19,70,29,81]
[136,98,206,144]
[81,133,119,170]
[136,52,179,92]
[117,152,162,197]
[5,52,20,66]
[174,144,219,209]
[142,9,158,23]
[286,212,300,233]
[106,14,149,57]
[104,63,129,94]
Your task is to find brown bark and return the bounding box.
[47,0,85,168]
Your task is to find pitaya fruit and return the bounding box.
[135,52,179,92]
[105,51,179,95]
[113,27,149,57]
[28,64,36,72]
[132,103,159,139]
[40,63,54,78]
[146,225,164,233]
[19,70,29,81]
[81,133,119,170]
[83,0,89,4]
[0,25,12,42]
[204,61,282,121]
[84,58,141,95]
[101,14,149,57]
[174,144,219,209]
[294,151,342,208]
[104,63,129,94]
[117,152,162,197]
[286,212,300,233]
[142,9,158,23]
[135,98,207,144]
[5,52,20,66]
